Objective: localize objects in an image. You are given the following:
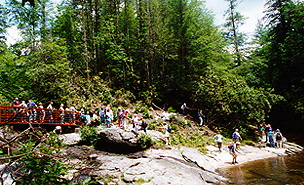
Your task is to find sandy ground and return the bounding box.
[205,144,286,170]
[205,133,302,170]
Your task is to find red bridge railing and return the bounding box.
[0,105,82,126]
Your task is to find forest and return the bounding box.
[0,0,303,133]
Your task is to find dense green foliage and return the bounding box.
[80,126,99,146]
[255,0,304,127]
[0,0,303,131]
[0,129,70,185]
[137,134,154,149]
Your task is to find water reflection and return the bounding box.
[218,151,304,185]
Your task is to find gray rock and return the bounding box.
[0,163,17,185]
[66,146,228,185]
[95,128,158,153]
[58,133,81,146]
[181,146,218,172]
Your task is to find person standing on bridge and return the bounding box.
[59,103,65,124]
[12,97,20,115]
[19,101,27,122]
[38,102,45,123]
[69,104,77,124]
[47,102,54,123]
[27,100,37,122]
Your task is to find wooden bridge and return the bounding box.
[0,105,82,127]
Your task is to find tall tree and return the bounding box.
[262,0,304,126]
[0,3,9,35]
[223,0,247,66]
[6,0,54,49]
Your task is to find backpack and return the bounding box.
[276,133,282,140]
[141,121,147,128]
[232,132,238,139]
[118,111,123,119]
[228,144,234,149]
[167,126,172,133]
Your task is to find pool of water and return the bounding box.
[218,129,304,184]
[218,151,304,184]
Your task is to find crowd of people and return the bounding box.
[11,98,152,135]
[259,123,285,148]
[213,125,286,165]
[11,98,287,161]
[11,98,82,124]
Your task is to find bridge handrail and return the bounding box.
[0,105,82,126]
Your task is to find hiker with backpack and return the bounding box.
[157,122,171,145]
[138,118,148,133]
[275,129,284,148]
[121,110,129,129]
[228,142,240,164]
[232,129,242,143]
[264,124,272,143]
[99,106,106,124]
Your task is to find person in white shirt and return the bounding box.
[214,131,224,152]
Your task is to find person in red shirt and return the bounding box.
[12,97,21,115]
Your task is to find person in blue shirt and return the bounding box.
[232,129,242,143]
[27,100,37,122]
[85,111,91,126]
[268,128,275,147]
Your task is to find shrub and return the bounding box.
[142,108,153,119]
[17,154,69,185]
[178,117,192,127]
[147,120,157,130]
[80,126,99,146]
[171,124,179,131]
[242,140,255,146]
[167,107,176,113]
[134,106,141,113]
[137,134,154,149]
[14,133,70,185]
[198,147,208,154]
[169,114,177,122]
[169,130,212,152]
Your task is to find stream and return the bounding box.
[218,129,304,185]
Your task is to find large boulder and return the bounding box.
[96,128,145,154]
[60,145,229,185]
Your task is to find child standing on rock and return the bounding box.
[229,142,240,164]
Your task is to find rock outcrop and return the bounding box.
[95,128,166,154]
[96,128,141,153]
[59,128,167,153]
[56,128,303,184]
[61,145,228,185]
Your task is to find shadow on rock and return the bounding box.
[95,128,152,154]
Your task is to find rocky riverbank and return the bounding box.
[58,130,303,185]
